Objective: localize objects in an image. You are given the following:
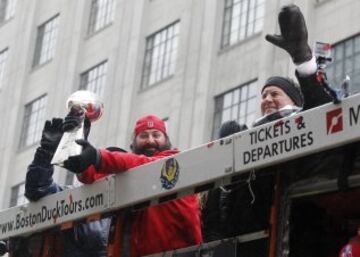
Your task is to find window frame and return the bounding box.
[87,0,115,35]
[213,79,258,139]
[0,0,17,23]
[79,60,108,97]
[141,21,180,89]
[32,14,60,67]
[0,47,8,91]
[10,182,27,207]
[221,0,265,48]
[19,94,48,149]
[326,33,360,94]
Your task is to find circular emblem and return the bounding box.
[160,158,180,190]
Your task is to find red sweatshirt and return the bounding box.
[78,149,202,257]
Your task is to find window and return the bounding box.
[80,61,107,96]
[326,34,360,94]
[10,183,28,207]
[0,0,16,23]
[88,0,115,34]
[221,0,265,48]
[213,80,257,138]
[19,95,47,148]
[0,48,8,90]
[141,21,180,88]
[33,15,59,67]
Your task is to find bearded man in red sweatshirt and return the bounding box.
[63,115,202,257]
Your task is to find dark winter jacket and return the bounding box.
[202,71,346,241]
[289,72,344,181]
[20,148,111,257]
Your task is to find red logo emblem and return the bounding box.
[147,121,154,128]
[326,108,343,134]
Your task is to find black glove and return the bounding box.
[219,121,248,138]
[265,4,312,64]
[62,111,91,139]
[63,139,100,174]
[40,118,63,152]
[33,147,53,165]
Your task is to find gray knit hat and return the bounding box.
[262,76,304,107]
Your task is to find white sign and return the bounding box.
[112,138,233,209]
[234,94,360,171]
[0,176,112,239]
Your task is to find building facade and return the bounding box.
[0,0,359,210]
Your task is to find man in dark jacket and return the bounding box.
[202,3,340,245]
[265,5,353,257]
[9,118,111,257]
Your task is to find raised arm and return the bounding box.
[25,118,64,201]
[266,4,332,110]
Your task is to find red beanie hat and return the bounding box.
[134,115,167,136]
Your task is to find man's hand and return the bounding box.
[62,111,91,139]
[40,118,63,152]
[63,139,100,174]
[265,4,312,64]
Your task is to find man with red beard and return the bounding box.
[63,115,202,257]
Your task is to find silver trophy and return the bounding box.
[51,90,104,166]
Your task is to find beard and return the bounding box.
[131,137,172,156]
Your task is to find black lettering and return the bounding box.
[78,200,82,212]
[69,202,75,214]
[350,105,360,126]
[31,214,36,226]
[42,206,47,222]
[21,216,25,228]
[56,201,61,217]
[264,145,271,159]
[36,213,41,225]
[307,131,314,146]
[300,133,307,147]
[249,131,257,145]
[257,147,263,160]
[8,221,13,232]
[60,200,65,216]
[285,120,291,134]
[251,148,257,162]
[278,140,285,153]
[73,202,78,213]
[293,136,300,149]
[278,122,284,135]
[15,214,20,229]
[25,215,29,227]
[265,126,272,141]
[95,194,103,206]
[272,142,278,156]
[284,138,292,152]
[1,221,13,233]
[258,128,265,142]
[90,197,95,208]
[64,204,69,215]
[273,125,279,138]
